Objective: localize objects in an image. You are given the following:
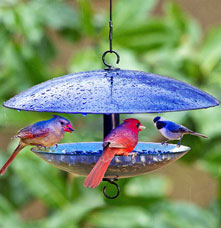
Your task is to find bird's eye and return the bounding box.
[60,121,65,125]
[136,123,140,128]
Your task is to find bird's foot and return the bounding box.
[176,143,181,147]
[36,145,47,151]
[161,141,169,146]
[176,138,182,147]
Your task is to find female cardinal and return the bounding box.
[0,115,74,175]
[84,118,145,188]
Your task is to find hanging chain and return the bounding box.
[102,0,120,69]
[109,0,113,52]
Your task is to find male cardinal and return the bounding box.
[153,116,207,146]
[84,118,145,188]
[0,115,74,176]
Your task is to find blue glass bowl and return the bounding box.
[31,142,190,178]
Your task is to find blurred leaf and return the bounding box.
[86,206,151,228]
[0,214,25,228]
[190,107,221,138]
[0,1,18,7]
[0,107,49,128]
[14,3,43,43]
[77,0,94,36]
[113,0,158,30]
[163,111,189,124]
[69,47,102,72]
[150,201,218,228]
[0,195,14,214]
[110,48,148,71]
[199,27,221,74]
[35,1,80,30]
[208,200,221,223]
[0,196,35,228]
[0,151,33,207]
[35,35,56,62]
[44,193,104,228]
[143,48,193,83]
[185,18,202,45]
[115,19,178,52]
[197,142,221,177]
[11,144,69,208]
[164,1,187,33]
[164,1,202,47]
[125,175,171,198]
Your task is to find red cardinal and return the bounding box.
[0,115,74,176]
[84,118,145,188]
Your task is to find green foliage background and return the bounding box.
[0,0,220,227]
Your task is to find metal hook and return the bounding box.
[102,50,120,69]
[102,0,120,69]
[102,177,120,199]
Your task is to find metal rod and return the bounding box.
[102,0,120,69]
[102,114,120,199]
[101,0,121,200]
[103,114,120,139]
[109,0,113,52]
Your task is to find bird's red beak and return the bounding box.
[138,124,146,131]
[64,123,74,133]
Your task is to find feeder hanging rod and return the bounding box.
[102,0,120,69]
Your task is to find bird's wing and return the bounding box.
[167,121,190,133]
[103,141,127,149]
[17,122,50,139]
[102,142,110,148]
[103,125,137,149]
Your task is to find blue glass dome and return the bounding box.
[3,69,219,114]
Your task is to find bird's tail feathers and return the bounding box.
[0,142,26,176]
[189,131,208,138]
[84,148,116,188]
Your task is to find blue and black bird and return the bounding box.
[153,116,207,146]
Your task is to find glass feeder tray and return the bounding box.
[31,142,190,178]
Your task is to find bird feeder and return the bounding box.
[3,0,219,199]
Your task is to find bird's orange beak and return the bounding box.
[64,123,74,133]
[138,124,146,131]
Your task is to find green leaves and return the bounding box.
[150,202,218,228]
[199,27,221,76]
[197,142,221,177]
[69,47,102,72]
[86,206,151,228]
[113,0,158,30]
[12,148,68,208]
[34,0,80,30]
[0,195,14,215]
[0,0,82,101]
[115,19,177,53]
[125,175,171,198]
[85,200,218,228]
[77,0,94,36]
[43,193,104,228]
